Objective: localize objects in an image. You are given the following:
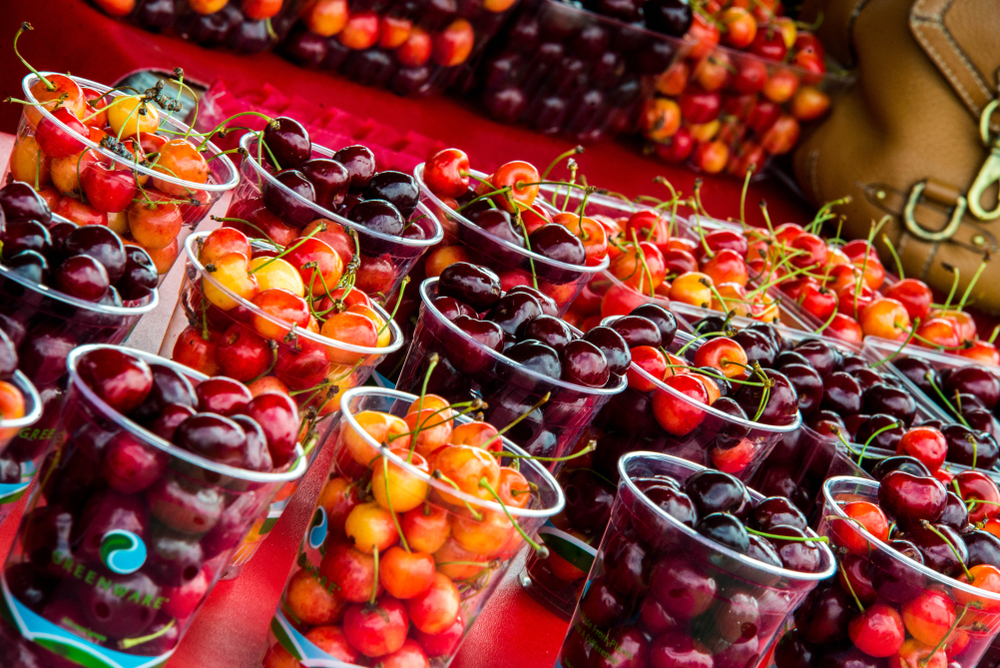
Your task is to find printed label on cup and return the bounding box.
[0,576,174,668]
[538,522,597,574]
[229,496,292,567]
[271,607,352,668]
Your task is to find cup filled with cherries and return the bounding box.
[6,30,239,277]
[0,332,43,526]
[262,385,564,667]
[556,451,835,668]
[229,120,443,301]
[395,266,628,472]
[774,469,1000,668]
[416,148,610,313]
[0,345,307,667]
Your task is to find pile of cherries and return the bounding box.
[229,116,429,296]
[893,355,1000,444]
[776,462,1000,668]
[283,0,503,97]
[642,0,834,175]
[172,225,391,420]
[5,347,300,657]
[264,392,537,666]
[9,53,216,274]
[559,468,827,668]
[477,0,692,141]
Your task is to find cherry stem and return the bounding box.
[957,255,989,312]
[857,422,903,465]
[119,618,176,650]
[837,561,865,612]
[431,470,483,521]
[675,329,731,356]
[941,263,961,313]
[368,546,379,606]
[479,476,548,558]
[496,392,551,437]
[248,223,323,275]
[382,455,411,552]
[990,324,1000,344]
[924,371,972,428]
[13,23,54,91]
[541,145,584,181]
[499,440,596,463]
[814,299,841,335]
[923,602,971,666]
[871,318,920,367]
[739,166,753,226]
[406,353,441,460]
[881,233,905,280]
[630,229,657,298]
[807,196,851,235]
[745,527,829,543]
[920,520,974,580]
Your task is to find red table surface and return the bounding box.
[0,3,815,667]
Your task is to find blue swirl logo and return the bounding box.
[308,507,328,550]
[99,530,147,575]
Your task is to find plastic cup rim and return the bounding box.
[823,475,1000,600]
[601,315,802,433]
[618,451,837,582]
[67,344,307,483]
[413,163,611,275]
[0,370,43,431]
[421,277,627,396]
[185,231,404,357]
[21,72,240,193]
[239,133,444,249]
[339,386,565,519]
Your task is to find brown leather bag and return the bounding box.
[792,0,1000,313]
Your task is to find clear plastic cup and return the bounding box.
[261,386,564,668]
[0,257,158,531]
[234,133,443,301]
[522,322,800,617]
[0,344,307,668]
[413,165,609,315]
[395,277,626,471]
[777,476,1000,668]
[159,232,404,575]
[0,371,43,526]
[554,451,835,668]
[7,73,239,278]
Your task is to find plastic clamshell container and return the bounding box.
[414,165,609,315]
[395,278,626,473]
[261,386,564,668]
[793,476,1000,668]
[0,252,158,530]
[555,451,835,668]
[7,73,239,278]
[0,344,307,667]
[477,0,693,141]
[234,133,443,300]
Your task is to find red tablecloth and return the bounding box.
[0,3,816,667]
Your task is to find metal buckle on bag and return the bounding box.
[968,99,1000,221]
[904,181,967,241]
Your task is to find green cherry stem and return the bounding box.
[496,392,551,437]
[14,23,54,91]
[920,520,974,580]
[368,546,380,607]
[745,527,829,543]
[837,560,865,612]
[382,455,411,553]
[478,476,548,558]
[499,440,596,463]
[541,145,584,181]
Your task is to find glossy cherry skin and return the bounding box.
[0,180,52,224]
[300,158,350,209]
[611,315,662,348]
[955,469,1000,522]
[863,383,917,427]
[362,171,419,217]
[119,245,159,300]
[56,254,110,301]
[434,295,477,321]
[855,414,905,453]
[174,413,247,467]
[870,455,929,481]
[651,558,717,620]
[683,469,750,518]
[878,470,946,530]
[695,512,749,553]
[196,377,252,416]
[592,625,649,668]
[487,292,542,341]
[332,146,377,191]
[528,223,586,266]
[773,630,815,668]
[507,285,559,316]
[348,199,405,236]
[262,116,311,169]
[768,525,824,573]
[343,595,409,658]
[131,363,197,423]
[263,169,317,228]
[630,303,678,348]
[965,529,1000,569]
[942,423,999,469]
[5,250,49,285]
[524,314,574,352]
[649,632,711,668]
[506,340,562,380]
[63,225,127,283]
[438,262,501,311]
[561,339,610,388]
[900,523,968,577]
[578,575,626,628]
[750,496,807,532]
[780,363,823,415]
[944,366,1000,409]
[938,491,969,530]
[1,220,51,262]
[793,583,851,646]
[735,369,798,426]
[637,482,697,527]
[77,347,154,414]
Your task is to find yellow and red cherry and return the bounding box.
[693,337,748,379]
[347,304,391,348]
[251,288,311,340]
[825,313,864,345]
[627,346,668,392]
[215,324,271,382]
[285,567,348,626]
[434,538,488,580]
[50,147,98,195]
[423,148,470,198]
[488,160,539,212]
[829,501,888,555]
[108,95,160,138]
[701,248,748,287]
[284,237,344,296]
[430,444,500,505]
[552,212,608,266]
[934,308,977,341]
[652,374,709,436]
[342,410,408,467]
[321,311,379,364]
[319,477,363,533]
[152,138,209,194]
[901,590,955,646]
[397,26,433,67]
[320,543,384,603]
[9,135,51,186]
[53,195,107,227]
[669,271,713,308]
[959,340,1000,365]
[451,509,514,555]
[0,381,26,424]
[610,241,665,292]
[425,246,471,278]
[373,449,430,513]
[883,278,932,321]
[343,595,409,658]
[379,545,435,600]
[955,563,1000,612]
[720,6,756,48]
[36,108,87,159]
[300,220,355,265]
[915,318,960,349]
[303,626,358,664]
[860,298,911,340]
[432,18,474,67]
[451,421,501,452]
[339,11,380,49]
[692,140,729,173]
[127,194,183,251]
[344,501,399,554]
[243,0,284,19]
[848,603,904,658]
[889,639,946,668]
[406,571,460,634]
[378,15,413,48]
[26,74,86,127]
[497,467,531,509]
[412,616,463,659]
[405,405,454,457]
[249,257,306,296]
[81,160,138,213]
[402,504,451,554]
[896,426,947,472]
[955,470,1000,522]
[172,326,221,376]
[712,283,753,317]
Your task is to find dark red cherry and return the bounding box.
[506,340,562,380]
[870,455,930,481]
[487,292,542,341]
[332,145,377,190]
[63,225,127,283]
[77,347,154,414]
[838,553,876,605]
[695,512,749,553]
[774,350,810,369]
[56,254,109,301]
[74,570,159,638]
[944,366,1000,410]
[793,583,851,646]
[146,524,205,587]
[650,558,717,620]
[118,245,158,301]
[102,431,168,494]
[563,469,616,535]
[528,223,586,266]
[232,414,273,472]
[731,329,776,367]
[792,339,841,377]
[965,408,1000,442]
[452,315,504,360]
[5,249,49,284]
[851,368,883,395]
[863,383,917,427]
[900,523,968,577]
[735,369,798,426]
[507,285,558,316]
[938,491,969,530]
[768,525,823,573]
[821,371,862,414]
[780,363,823,415]
[854,414,904,452]
[1,220,51,261]
[0,180,52,225]
[438,262,502,311]
[747,533,783,569]
[773,630,815,668]
[524,314,574,351]
[347,199,404,236]
[149,403,196,442]
[604,533,650,599]
[640,483,697,527]
[943,423,1000,468]
[684,469,750,519]
[561,339,610,387]
[300,158,350,209]
[638,596,678,636]
[965,530,1000,569]
[584,326,631,376]
[649,632,712,668]
[891,356,937,397]
[578,575,625,628]
[433,295,477,321]
[131,363,197,423]
[749,496,807,532]
[877,470,946,530]
[195,377,252,416]
[629,303,677,348]
[362,171,419,217]
[262,116,311,169]
[246,392,300,467]
[73,490,149,562]
[870,538,925,603]
[174,413,248,467]
[263,169,316,228]
[610,315,661,348]
[591,625,649,668]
